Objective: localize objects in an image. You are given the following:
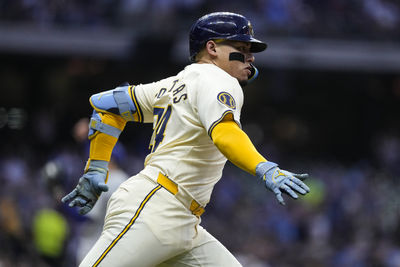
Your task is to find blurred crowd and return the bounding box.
[0,0,399,41]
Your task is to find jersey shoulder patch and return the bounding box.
[217,92,236,110]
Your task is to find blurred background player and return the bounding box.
[41,118,128,265]
[62,12,310,266]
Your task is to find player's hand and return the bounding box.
[256,161,310,205]
[61,160,109,215]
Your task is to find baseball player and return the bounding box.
[62,12,310,266]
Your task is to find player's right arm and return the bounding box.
[211,115,310,205]
[62,85,141,215]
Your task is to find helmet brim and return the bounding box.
[250,40,267,53]
[225,35,267,53]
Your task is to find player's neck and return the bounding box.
[196,58,213,64]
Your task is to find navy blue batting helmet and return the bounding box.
[189,12,267,62]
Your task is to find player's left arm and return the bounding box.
[211,113,265,175]
[211,114,310,205]
[62,85,140,215]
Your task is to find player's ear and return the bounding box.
[205,40,218,57]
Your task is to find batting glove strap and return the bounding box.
[255,161,278,179]
[86,159,109,173]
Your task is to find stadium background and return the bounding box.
[1,0,400,266]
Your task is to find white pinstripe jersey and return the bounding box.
[132,63,244,206]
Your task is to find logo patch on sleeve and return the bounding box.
[217,92,236,109]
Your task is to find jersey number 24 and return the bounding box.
[149,105,172,153]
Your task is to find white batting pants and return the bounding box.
[79,173,242,267]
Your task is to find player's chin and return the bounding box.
[237,77,249,87]
[237,77,248,83]
[237,74,249,83]
[233,70,250,85]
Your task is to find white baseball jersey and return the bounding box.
[133,63,244,206]
[80,63,245,267]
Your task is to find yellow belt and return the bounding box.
[157,172,205,217]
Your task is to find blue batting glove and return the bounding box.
[61,160,109,215]
[256,161,310,205]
